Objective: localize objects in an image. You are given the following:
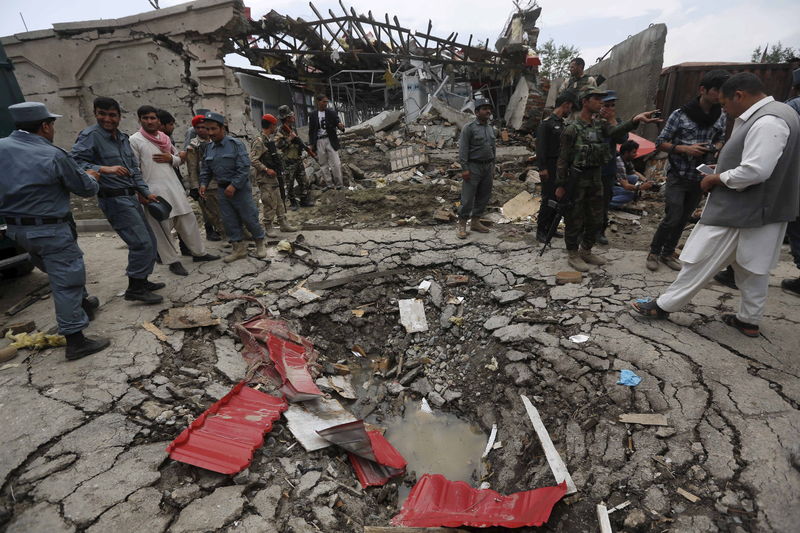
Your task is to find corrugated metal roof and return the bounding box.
[235,317,322,401]
[318,420,407,488]
[166,381,287,474]
[391,474,567,528]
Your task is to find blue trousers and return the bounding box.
[459,161,494,219]
[6,223,89,335]
[98,195,157,279]
[217,184,265,242]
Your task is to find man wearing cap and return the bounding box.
[558,58,597,96]
[71,96,164,304]
[308,94,346,190]
[645,69,729,273]
[535,92,575,243]
[183,108,210,150]
[556,87,660,271]
[0,102,110,360]
[275,104,316,209]
[199,111,267,262]
[130,105,219,276]
[597,90,627,244]
[456,98,496,239]
[250,113,298,238]
[186,115,223,241]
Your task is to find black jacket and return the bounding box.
[308,108,342,151]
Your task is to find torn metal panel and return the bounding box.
[391,474,567,528]
[166,381,287,474]
[317,420,407,488]
[284,397,358,451]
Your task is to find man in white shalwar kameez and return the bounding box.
[632,73,800,337]
[130,106,218,276]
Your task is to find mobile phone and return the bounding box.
[696,164,714,174]
[652,111,662,118]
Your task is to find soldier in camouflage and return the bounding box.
[275,105,316,209]
[556,87,661,271]
[250,113,299,238]
[558,57,597,96]
[185,115,223,240]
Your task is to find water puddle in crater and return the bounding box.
[382,399,488,503]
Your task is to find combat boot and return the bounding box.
[254,238,268,259]
[580,248,607,266]
[300,195,315,207]
[278,216,298,232]
[264,222,279,238]
[567,250,590,272]
[223,241,249,263]
[65,331,111,361]
[456,219,468,240]
[124,277,164,304]
[471,218,490,233]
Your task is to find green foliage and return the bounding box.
[751,42,798,63]
[537,38,579,80]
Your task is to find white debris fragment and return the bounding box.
[398,299,428,333]
[482,424,498,458]
[569,334,590,343]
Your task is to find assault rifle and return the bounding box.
[538,166,579,256]
[264,140,287,210]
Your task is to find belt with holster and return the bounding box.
[5,215,71,226]
[97,187,137,198]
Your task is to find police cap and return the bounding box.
[473,97,493,111]
[203,111,225,125]
[8,102,62,123]
[602,90,618,102]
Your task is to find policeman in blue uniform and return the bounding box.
[70,97,164,304]
[0,102,110,361]
[198,112,267,263]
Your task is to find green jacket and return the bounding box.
[556,117,637,187]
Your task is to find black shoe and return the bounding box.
[179,238,192,257]
[169,262,189,276]
[536,231,548,244]
[65,332,110,361]
[206,230,222,242]
[145,280,165,291]
[713,266,738,290]
[290,199,300,211]
[300,197,316,208]
[81,296,100,321]
[193,253,220,262]
[781,277,800,297]
[126,278,164,304]
[554,230,564,238]
[596,232,609,245]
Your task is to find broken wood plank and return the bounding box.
[306,268,404,290]
[142,322,168,342]
[6,283,51,316]
[0,320,36,338]
[619,413,669,426]
[596,503,613,533]
[520,394,577,494]
[445,274,469,286]
[677,487,701,503]
[300,223,344,231]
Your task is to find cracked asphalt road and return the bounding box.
[0,226,798,532]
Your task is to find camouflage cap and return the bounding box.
[581,87,608,99]
[277,105,294,119]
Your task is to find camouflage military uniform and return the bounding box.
[559,74,597,96]
[556,117,637,251]
[186,136,224,238]
[275,123,308,205]
[249,133,285,226]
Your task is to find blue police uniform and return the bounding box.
[70,124,158,279]
[0,130,99,334]
[200,134,265,242]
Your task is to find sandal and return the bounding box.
[630,298,669,319]
[722,314,759,338]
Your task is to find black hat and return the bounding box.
[146,196,173,221]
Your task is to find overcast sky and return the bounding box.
[2,0,798,68]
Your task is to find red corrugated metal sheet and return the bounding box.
[317,421,407,488]
[166,381,287,474]
[620,132,656,158]
[391,474,567,528]
[235,317,322,401]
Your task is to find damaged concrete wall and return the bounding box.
[586,24,667,140]
[0,0,254,148]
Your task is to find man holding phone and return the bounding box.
[645,69,730,272]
